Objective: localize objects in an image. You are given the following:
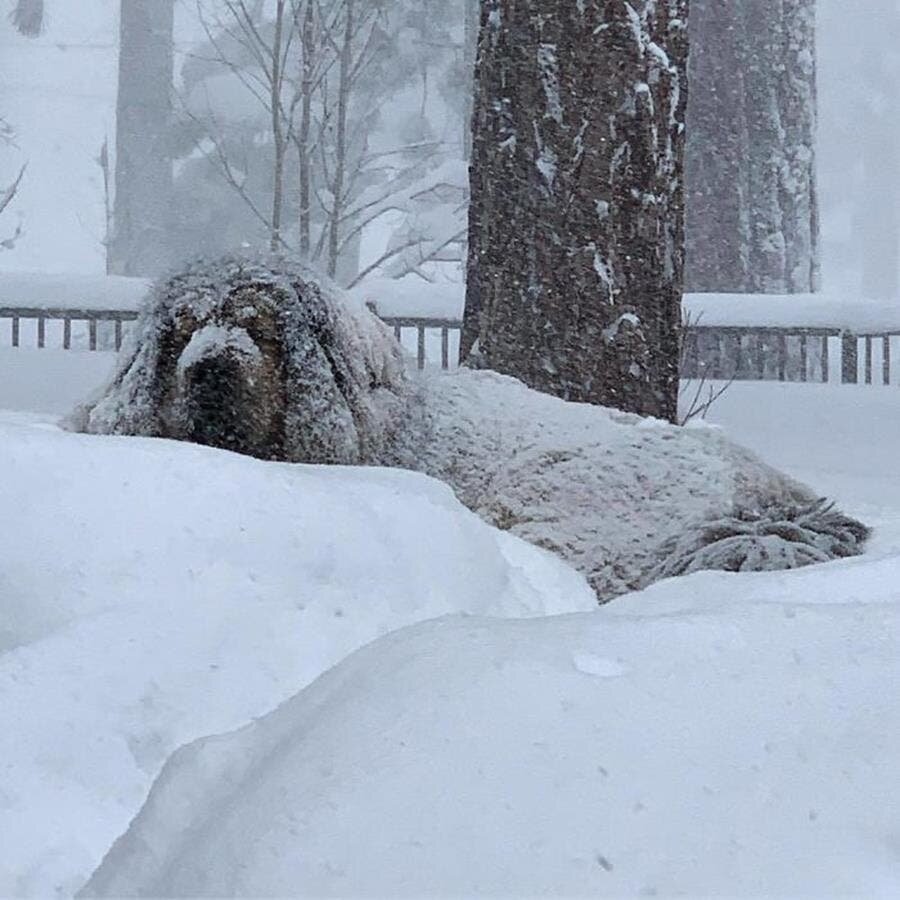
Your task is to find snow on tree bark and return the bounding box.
[462,0,689,423]
[685,0,818,294]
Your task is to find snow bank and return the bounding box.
[684,291,900,331]
[351,280,899,335]
[0,271,149,311]
[0,415,593,897]
[701,382,900,543]
[83,560,900,898]
[350,276,464,321]
[0,347,115,414]
[414,369,868,599]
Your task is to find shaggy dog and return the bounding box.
[75,257,869,602]
[74,257,409,465]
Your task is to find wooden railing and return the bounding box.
[379,315,460,370]
[1,304,899,384]
[681,326,900,385]
[0,307,138,352]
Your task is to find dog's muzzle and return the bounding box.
[176,325,265,455]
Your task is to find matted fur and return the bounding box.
[73,256,409,465]
[408,369,869,601]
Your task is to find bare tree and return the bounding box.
[183,0,455,284]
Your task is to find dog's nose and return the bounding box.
[181,354,251,451]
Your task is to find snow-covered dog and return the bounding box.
[412,369,869,599]
[74,257,868,601]
[73,257,409,465]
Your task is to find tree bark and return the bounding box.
[109,0,175,277]
[298,0,315,259]
[327,0,355,280]
[269,0,287,253]
[462,0,688,423]
[685,0,819,294]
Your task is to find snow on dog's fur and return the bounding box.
[72,257,409,465]
[410,369,868,599]
[72,257,869,601]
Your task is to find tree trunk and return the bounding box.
[298,0,315,259]
[857,3,900,300]
[461,0,479,160]
[462,0,689,423]
[683,0,752,293]
[327,0,355,280]
[685,0,819,294]
[269,0,287,253]
[109,0,175,277]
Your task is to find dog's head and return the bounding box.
[80,257,409,465]
[154,280,290,459]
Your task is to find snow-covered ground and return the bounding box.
[0,415,592,897]
[84,574,900,898]
[3,367,900,896]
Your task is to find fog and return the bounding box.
[0,0,896,297]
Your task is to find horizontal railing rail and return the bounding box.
[0,301,898,384]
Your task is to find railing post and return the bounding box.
[799,334,808,382]
[864,336,873,385]
[753,333,765,380]
[884,335,892,386]
[417,326,426,370]
[776,333,787,381]
[37,315,45,349]
[841,332,858,384]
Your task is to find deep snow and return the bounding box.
[77,380,900,899]
[0,415,593,897]
[4,347,900,896]
[83,565,900,898]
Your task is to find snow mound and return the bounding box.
[73,255,409,465]
[413,370,869,600]
[0,414,593,897]
[82,565,900,898]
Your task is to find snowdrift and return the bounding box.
[0,414,593,897]
[82,564,900,898]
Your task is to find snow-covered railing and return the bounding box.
[0,306,138,351]
[682,326,900,385]
[377,314,460,370]
[2,286,900,383]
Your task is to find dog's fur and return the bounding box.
[73,257,409,465]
